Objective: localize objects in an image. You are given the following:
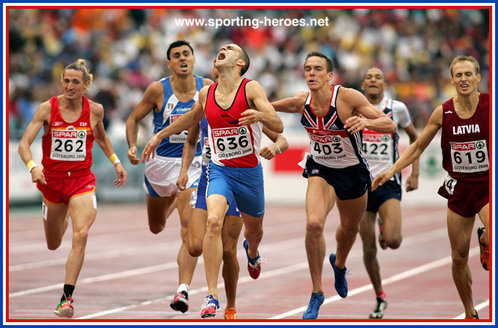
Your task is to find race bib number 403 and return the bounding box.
[50,128,87,161]
[212,126,253,160]
[450,140,488,173]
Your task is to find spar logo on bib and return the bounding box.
[238,126,248,135]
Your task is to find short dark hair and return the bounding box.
[238,45,250,76]
[167,40,194,60]
[305,52,334,72]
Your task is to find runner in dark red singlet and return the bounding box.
[372,55,489,320]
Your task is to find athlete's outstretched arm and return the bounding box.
[141,87,208,163]
[240,81,283,133]
[340,88,396,134]
[126,81,163,165]
[271,91,308,115]
[177,122,201,190]
[372,106,443,191]
[259,127,289,160]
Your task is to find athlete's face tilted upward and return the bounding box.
[167,45,195,76]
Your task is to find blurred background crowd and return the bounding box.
[8,8,490,141]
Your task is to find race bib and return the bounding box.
[450,140,489,173]
[50,128,87,161]
[309,130,346,160]
[362,132,393,163]
[212,126,253,160]
[169,115,188,143]
[202,137,211,165]
[443,175,457,195]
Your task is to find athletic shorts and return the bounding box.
[366,180,401,212]
[302,157,371,200]
[438,175,489,217]
[192,164,241,217]
[207,162,265,218]
[144,154,202,197]
[37,170,96,205]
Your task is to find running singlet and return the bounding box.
[301,85,367,169]
[153,75,203,157]
[205,78,263,168]
[362,97,411,183]
[41,96,94,176]
[440,93,489,183]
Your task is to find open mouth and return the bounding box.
[180,63,188,69]
[217,52,226,61]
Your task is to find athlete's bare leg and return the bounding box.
[378,199,402,249]
[204,194,229,299]
[304,177,335,294]
[176,188,198,286]
[221,215,243,308]
[446,208,476,317]
[43,201,70,250]
[359,211,382,294]
[334,193,367,269]
[146,194,176,234]
[65,192,97,285]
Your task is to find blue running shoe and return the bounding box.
[302,292,325,319]
[329,253,348,298]
[243,239,261,279]
[200,295,220,318]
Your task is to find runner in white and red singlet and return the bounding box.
[372,55,489,320]
[358,67,420,319]
[18,59,127,318]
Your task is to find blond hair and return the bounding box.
[61,59,93,85]
[449,55,480,77]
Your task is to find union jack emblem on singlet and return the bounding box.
[300,85,367,169]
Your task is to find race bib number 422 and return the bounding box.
[50,129,87,161]
[450,140,488,173]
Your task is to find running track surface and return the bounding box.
[7,203,492,322]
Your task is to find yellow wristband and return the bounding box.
[27,160,38,173]
[109,153,120,166]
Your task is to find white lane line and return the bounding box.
[75,229,453,319]
[270,247,480,319]
[453,300,490,319]
[9,226,448,298]
[8,237,305,298]
[76,262,311,319]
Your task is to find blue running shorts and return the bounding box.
[194,164,240,217]
[207,162,265,218]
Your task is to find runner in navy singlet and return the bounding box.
[272,52,396,319]
[372,56,489,319]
